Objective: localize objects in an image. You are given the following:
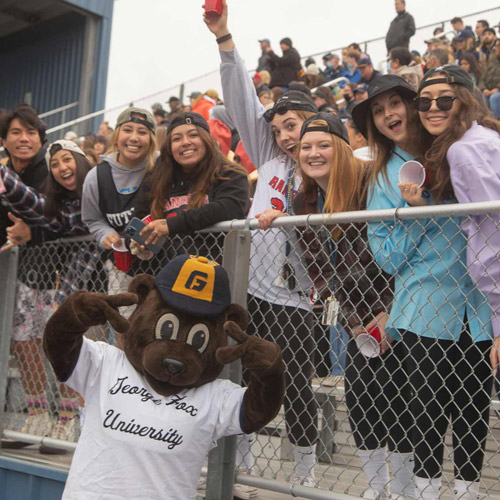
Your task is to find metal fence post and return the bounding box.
[205,229,251,500]
[0,247,19,440]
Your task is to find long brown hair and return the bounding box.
[365,93,423,197]
[150,126,247,219]
[108,124,158,171]
[42,152,93,217]
[419,83,500,202]
[299,121,365,239]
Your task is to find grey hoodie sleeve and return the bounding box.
[81,167,119,247]
[220,47,279,168]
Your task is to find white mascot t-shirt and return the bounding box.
[62,338,246,500]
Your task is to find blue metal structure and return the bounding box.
[0,0,114,132]
[0,457,67,500]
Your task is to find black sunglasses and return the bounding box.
[263,100,315,123]
[414,96,458,112]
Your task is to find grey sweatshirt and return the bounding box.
[81,152,149,247]
[220,48,281,168]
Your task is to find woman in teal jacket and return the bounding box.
[353,74,492,500]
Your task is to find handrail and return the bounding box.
[41,6,500,136]
[301,5,500,59]
[39,102,79,119]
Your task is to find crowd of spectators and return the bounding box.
[1,2,500,499]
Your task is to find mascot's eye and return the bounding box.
[155,313,180,341]
[186,324,210,353]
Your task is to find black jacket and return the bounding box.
[360,69,382,85]
[0,142,55,247]
[257,51,272,72]
[268,47,302,88]
[163,167,250,235]
[385,11,416,52]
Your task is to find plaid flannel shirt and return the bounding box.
[0,164,87,235]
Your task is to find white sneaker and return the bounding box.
[20,412,53,436]
[197,476,207,490]
[233,483,258,499]
[297,475,316,487]
[363,488,390,499]
[51,417,78,442]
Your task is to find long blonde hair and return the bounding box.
[299,120,365,239]
[109,124,158,171]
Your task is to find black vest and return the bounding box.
[96,162,147,233]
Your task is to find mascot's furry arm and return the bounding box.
[217,321,285,433]
[43,291,138,381]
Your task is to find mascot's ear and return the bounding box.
[224,304,249,331]
[127,274,155,306]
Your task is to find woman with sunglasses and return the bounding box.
[0,140,98,441]
[353,73,493,500]
[293,112,414,500]
[410,65,498,500]
[204,0,319,489]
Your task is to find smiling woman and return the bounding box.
[354,72,495,499]
[141,111,249,248]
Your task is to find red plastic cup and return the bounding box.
[203,0,223,17]
[142,215,153,224]
[112,238,133,272]
[355,326,382,358]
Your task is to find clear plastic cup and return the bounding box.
[398,160,426,188]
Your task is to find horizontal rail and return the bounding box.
[235,472,360,500]
[200,200,500,232]
[3,430,77,453]
[39,102,79,119]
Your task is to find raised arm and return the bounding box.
[203,0,278,168]
[0,164,62,232]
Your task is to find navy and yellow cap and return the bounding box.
[154,255,231,318]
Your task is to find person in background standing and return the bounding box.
[386,0,416,53]
[267,37,303,90]
[257,38,272,72]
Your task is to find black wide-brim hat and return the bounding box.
[351,75,416,138]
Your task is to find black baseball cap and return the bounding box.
[418,64,474,93]
[168,112,210,133]
[351,74,416,137]
[263,91,317,123]
[300,112,349,144]
[154,255,231,318]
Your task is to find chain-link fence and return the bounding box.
[1,202,500,500]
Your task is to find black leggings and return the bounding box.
[247,295,317,446]
[403,330,492,481]
[345,338,413,453]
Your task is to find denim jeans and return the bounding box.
[329,324,349,375]
[486,92,500,119]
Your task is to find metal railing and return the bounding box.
[1,201,500,499]
[34,6,500,143]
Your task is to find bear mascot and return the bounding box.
[43,254,285,500]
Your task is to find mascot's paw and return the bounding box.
[216,321,281,372]
[71,291,138,332]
